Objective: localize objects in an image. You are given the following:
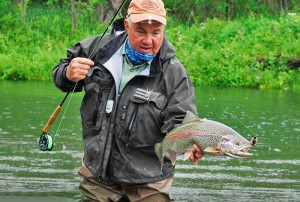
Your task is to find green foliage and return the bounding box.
[0,3,299,90]
[0,2,104,81]
[164,0,300,24]
[165,15,300,90]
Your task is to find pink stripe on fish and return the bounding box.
[166,130,214,141]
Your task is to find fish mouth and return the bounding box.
[225,146,253,158]
[241,146,252,153]
[225,151,253,158]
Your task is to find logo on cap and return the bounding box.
[127,0,166,25]
[140,0,159,10]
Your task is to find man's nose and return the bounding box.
[142,33,153,44]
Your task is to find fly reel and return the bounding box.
[39,132,54,151]
[38,94,65,151]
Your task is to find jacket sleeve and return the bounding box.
[161,58,198,134]
[52,35,103,92]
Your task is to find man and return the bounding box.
[52,0,202,201]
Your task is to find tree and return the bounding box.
[14,0,29,23]
[101,0,125,22]
[69,0,125,30]
[71,0,76,29]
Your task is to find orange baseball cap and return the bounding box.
[127,0,167,25]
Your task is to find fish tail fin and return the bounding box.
[154,143,164,170]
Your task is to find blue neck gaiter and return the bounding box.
[125,40,157,65]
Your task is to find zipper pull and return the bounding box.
[121,105,127,120]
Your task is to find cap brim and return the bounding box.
[130,13,166,25]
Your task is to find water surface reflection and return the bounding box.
[0,81,299,201]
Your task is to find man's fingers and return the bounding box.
[188,153,195,162]
[72,57,94,66]
[67,65,89,78]
[195,152,204,159]
[193,144,202,153]
[68,65,90,73]
[193,144,205,159]
[67,57,94,82]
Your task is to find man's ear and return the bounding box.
[124,19,130,32]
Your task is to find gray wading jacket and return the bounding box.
[52,19,197,184]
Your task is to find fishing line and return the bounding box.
[214,86,256,136]
[53,82,78,142]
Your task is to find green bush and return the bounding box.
[165,16,300,90]
[0,3,299,90]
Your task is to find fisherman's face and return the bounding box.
[125,19,165,54]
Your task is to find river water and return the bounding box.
[0,81,299,202]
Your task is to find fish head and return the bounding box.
[200,119,256,158]
[218,136,253,158]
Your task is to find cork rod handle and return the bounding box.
[43,106,62,133]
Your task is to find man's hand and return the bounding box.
[189,144,205,165]
[66,57,94,82]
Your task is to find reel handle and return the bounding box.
[43,105,62,133]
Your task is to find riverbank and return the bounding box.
[0,4,299,90]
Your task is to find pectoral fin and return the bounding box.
[203,147,221,155]
[183,151,194,161]
[168,150,177,165]
[183,150,199,165]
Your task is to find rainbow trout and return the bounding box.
[155,111,256,166]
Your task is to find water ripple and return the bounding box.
[174,172,299,184]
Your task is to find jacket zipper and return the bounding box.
[98,86,114,180]
[92,86,110,126]
[125,105,138,146]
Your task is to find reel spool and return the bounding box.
[39,132,54,151]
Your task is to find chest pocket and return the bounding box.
[80,66,114,130]
[120,89,168,148]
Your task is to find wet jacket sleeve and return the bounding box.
[52,35,103,92]
[161,58,197,134]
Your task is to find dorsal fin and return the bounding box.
[182,110,200,124]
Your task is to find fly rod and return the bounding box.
[38,0,128,151]
[39,92,69,151]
